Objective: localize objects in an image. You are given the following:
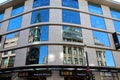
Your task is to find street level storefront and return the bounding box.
[0,65,120,80]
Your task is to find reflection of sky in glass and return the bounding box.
[8,16,22,31]
[62,0,79,8]
[0,13,4,20]
[39,46,48,64]
[41,26,48,41]
[11,5,24,16]
[90,15,106,29]
[6,32,19,39]
[62,10,80,24]
[93,31,110,47]
[33,0,49,8]
[88,3,103,15]
[105,50,115,67]
[31,9,49,24]
[113,20,120,32]
[117,35,120,43]
[111,10,120,19]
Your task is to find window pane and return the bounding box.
[88,3,103,14]
[62,10,80,24]
[8,16,22,31]
[111,9,120,19]
[0,13,4,20]
[3,57,8,65]
[11,5,24,16]
[63,26,83,42]
[29,26,48,43]
[105,50,115,67]
[26,46,48,65]
[33,0,50,8]
[113,20,120,32]
[62,0,79,9]
[4,32,19,48]
[31,9,49,24]
[63,46,84,65]
[93,31,110,47]
[90,15,106,29]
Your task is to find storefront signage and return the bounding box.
[18,70,52,77]
[60,70,91,76]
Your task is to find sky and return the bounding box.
[0,0,8,3]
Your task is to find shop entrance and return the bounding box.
[27,77,46,80]
[64,76,85,80]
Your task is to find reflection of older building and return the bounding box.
[63,27,83,42]
[1,50,15,69]
[63,46,85,65]
[4,32,19,48]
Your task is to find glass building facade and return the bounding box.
[0,0,120,80]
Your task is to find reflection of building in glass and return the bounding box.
[4,32,19,48]
[29,12,41,43]
[63,26,83,42]
[96,50,106,66]
[63,46,85,65]
[26,47,40,65]
[1,50,15,68]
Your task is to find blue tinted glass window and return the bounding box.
[29,26,48,43]
[111,10,120,19]
[62,10,80,24]
[62,0,79,9]
[90,15,106,29]
[88,3,102,14]
[31,9,49,24]
[33,0,50,8]
[26,46,48,65]
[0,13,4,20]
[4,32,19,48]
[113,20,120,32]
[63,26,83,42]
[39,46,48,64]
[117,35,120,43]
[93,31,110,47]
[105,50,115,67]
[8,16,22,31]
[11,5,24,16]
